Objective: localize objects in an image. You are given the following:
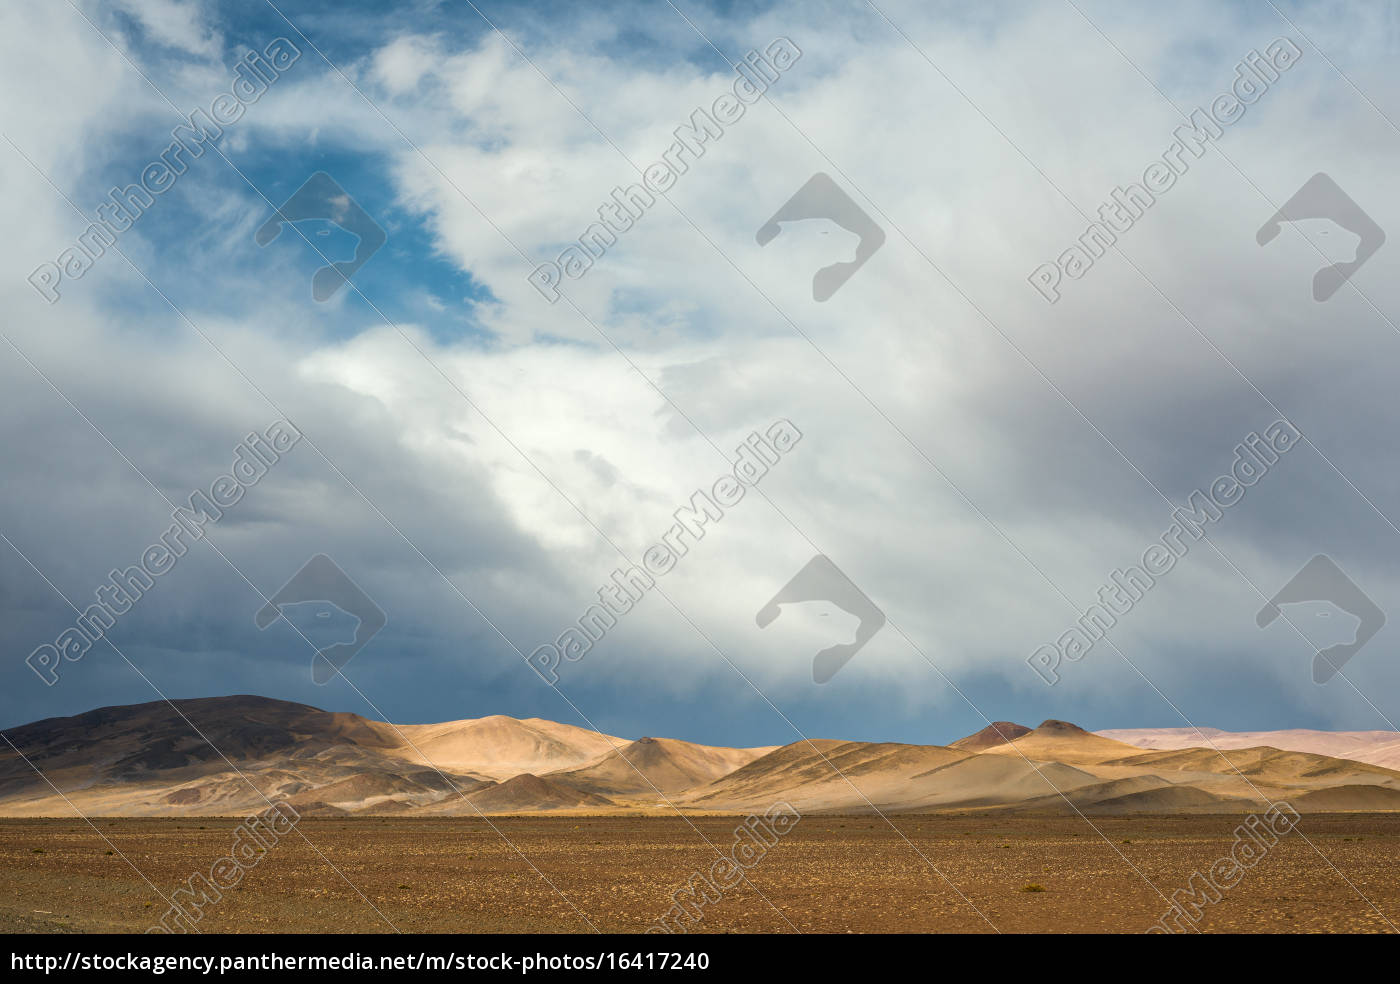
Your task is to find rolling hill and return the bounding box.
[2,698,1397,816]
[1097,727,1400,771]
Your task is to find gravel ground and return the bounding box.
[0,814,1396,933]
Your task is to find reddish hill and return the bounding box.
[951,721,1032,751]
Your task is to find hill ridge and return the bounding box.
[2,697,1396,816]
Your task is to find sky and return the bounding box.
[2,0,1399,749]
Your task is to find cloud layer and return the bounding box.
[2,0,1399,748]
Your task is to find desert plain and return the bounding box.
[1,814,1397,933]
[2,696,1398,933]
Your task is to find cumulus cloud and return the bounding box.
[2,0,1398,744]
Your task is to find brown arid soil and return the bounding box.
[1,814,1397,934]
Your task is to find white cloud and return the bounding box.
[3,0,1399,738]
[108,0,221,59]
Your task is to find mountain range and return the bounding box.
[3,696,1399,817]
